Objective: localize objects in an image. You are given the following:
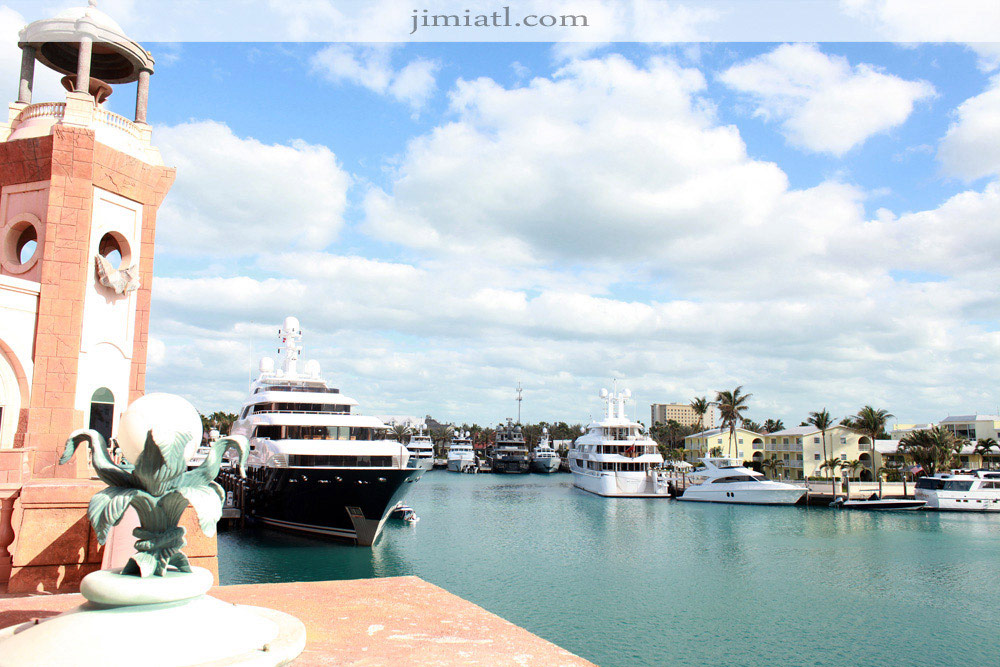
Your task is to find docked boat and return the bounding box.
[230,317,424,546]
[447,430,477,473]
[530,428,561,473]
[406,428,435,471]
[831,496,926,510]
[914,470,1000,511]
[568,387,671,497]
[679,457,807,505]
[487,419,530,473]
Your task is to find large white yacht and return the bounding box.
[568,387,670,497]
[447,430,477,472]
[230,317,423,546]
[914,470,1000,511]
[406,427,435,471]
[530,427,561,474]
[679,457,806,505]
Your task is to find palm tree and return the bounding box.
[763,419,785,434]
[807,409,835,469]
[690,396,710,431]
[761,455,784,480]
[391,424,411,445]
[852,406,894,484]
[842,459,862,481]
[821,458,843,498]
[975,437,999,469]
[715,386,751,458]
[742,419,763,434]
[708,446,724,457]
[898,427,962,477]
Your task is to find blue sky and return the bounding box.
[4,3,999,428]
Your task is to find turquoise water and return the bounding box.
[219,472,1000,667]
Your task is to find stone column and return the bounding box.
[17,46,34,105]
[135,68,151,124]
[75,35,93,94]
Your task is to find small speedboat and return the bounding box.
[392,505,420,523]
[830,495,926,511]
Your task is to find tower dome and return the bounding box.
[19,1,154,85]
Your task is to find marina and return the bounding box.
[219,471,1000,667]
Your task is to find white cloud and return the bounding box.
[310,45,438,111]
[841,0,1000,69]
[720,43,935,156]
[0,6,70,104]
[938,76,1000,181]
[154,120,350,257]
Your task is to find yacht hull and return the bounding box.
[247,466,424,546]
[531,458,561,474]
[915,492,1000,511]
[679,485,806,505]
[447,458,476,472]
[571,470,671,497]
[489,457,529,473]
[409,457,435,471]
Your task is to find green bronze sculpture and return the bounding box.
[60,425,247,577]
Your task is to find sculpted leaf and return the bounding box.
[134,429,192,495]
[176,484,224,537]
[178,436,249,489]
[88,487,141,544]
[61,430,136,488]
[123,551,158,577]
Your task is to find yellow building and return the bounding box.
[764,425,877,481]
[683,427,763,463]
[652,402,715,429]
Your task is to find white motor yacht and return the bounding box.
[406,428,435,471]
[230,317,423,546]
[447,431,477,472]
[530,428,561,473]
[568,387,670,497]
[915,470,1000,511]
[679,457,806,505]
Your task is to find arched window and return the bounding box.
[89,387,115,442]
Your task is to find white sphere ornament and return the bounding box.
[117,393,203,463]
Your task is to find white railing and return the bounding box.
[14,102,66,124]
[94,108,142,141]
[12,102,143,144]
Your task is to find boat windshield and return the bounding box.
[710,475,763,483]
[916,478,974,491]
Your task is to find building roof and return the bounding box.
[940,415,1000,423]
[767,426,818,436]
[686,427,762,439]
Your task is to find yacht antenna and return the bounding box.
[516,382,523,424]
[248,319,254,390]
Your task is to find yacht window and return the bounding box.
[942,480,973,491]
[288,455,391,467]
[711,475,760,483]
[915,478,944,490]
[980,481,1000,489]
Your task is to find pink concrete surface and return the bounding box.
[0,576,595,666]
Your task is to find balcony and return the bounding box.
[2,94,160,165]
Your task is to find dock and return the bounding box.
[0,576,595,666]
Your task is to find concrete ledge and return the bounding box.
[0,576,595,666]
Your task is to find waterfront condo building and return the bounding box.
[652,402,715,429]
[684,426,763,463]
[764,426,876,481]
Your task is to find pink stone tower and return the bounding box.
[0,3,190,593]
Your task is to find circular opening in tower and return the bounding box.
[98,231,130,269]
[16,226,37,264]
[2,216,42,273]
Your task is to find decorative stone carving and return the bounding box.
[94,253,140,295]
[58,402,247,577]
